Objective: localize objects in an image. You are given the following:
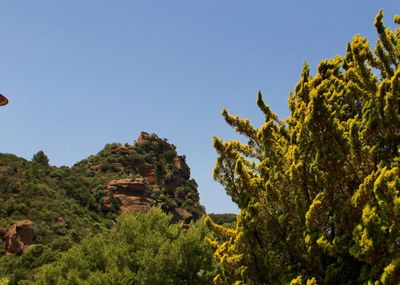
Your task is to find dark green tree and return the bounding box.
[32,151,49,166]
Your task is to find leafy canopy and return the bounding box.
[206,10,400,285]
[36,208,218,285]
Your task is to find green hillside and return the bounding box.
[0,132,206,284]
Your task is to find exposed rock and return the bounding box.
[174,156,190,179]
[136,131,156,142]
[137,163,157,185]
[105,178,194,222]
[83,132,205,223]
[5,220,34,255]
[171,208,194,224]
[107,178,152,214]
[111,146,129,155]
[113,194,151,214]
[107,178,150,196]
[136,132,173,152]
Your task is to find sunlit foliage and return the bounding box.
[207,11,400,285]
[36,208,218,285]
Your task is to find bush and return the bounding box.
[35,208,218,285]
[32,151,49,167]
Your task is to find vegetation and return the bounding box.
[73,134,205,219]
[0,153,109,283]
[0,134,205,284]
[208,213,237,227]
[31,151,49,167]
[35,208,218,285]
[2,8,398,285]
[206,11,400,285]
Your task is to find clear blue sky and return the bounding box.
[0,1,397,213]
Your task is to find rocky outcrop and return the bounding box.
[174,157,190,179]
[136,131,175,152]
[137,163,157,185]
[5,220,34,255]
[173,208,193,224]
[113,195,151,214]
[105,178,195,223]
[107,178,150,195]
[111,146,129,155]
[106,178,152,214]
[136,131,155,143]
[82,131,204,222]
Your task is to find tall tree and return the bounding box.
[206,11,400,285]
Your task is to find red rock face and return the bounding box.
[107,178,152,214]
[107,178,150,195]
[136,131,155,143]
[174,157,190,179]
[137,164,157,185]
[5,220,34,255]
[113,194,151,214]
[111,146,129,155]
[105,178,195,223]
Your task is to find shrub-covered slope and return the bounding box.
[0,132,205,283]
[0,153,110,281]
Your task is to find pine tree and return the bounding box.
[32,150,49,166]
[206,11,400,285]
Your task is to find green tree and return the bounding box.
[206,11,400,285]
[35,208,218,285]
[32,151,49,166]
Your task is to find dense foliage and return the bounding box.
[0,153,109,283]
[206,11,400,284]
[35,208,218,285]
[0,134,205,284]
[208,213,237,227]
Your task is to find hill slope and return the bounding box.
[0,132,205,282]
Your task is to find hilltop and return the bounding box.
[0,132,205,282]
